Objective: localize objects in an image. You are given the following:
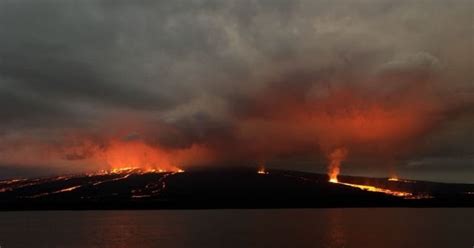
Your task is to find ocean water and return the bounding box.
[0,208,472,248]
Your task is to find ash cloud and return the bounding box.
[0,0,472,181]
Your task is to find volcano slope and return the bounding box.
[0,168,472,210]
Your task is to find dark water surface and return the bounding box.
[0,209,472,248]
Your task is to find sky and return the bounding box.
[0,0,473,182]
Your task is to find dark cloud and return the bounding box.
[0,0,472,181]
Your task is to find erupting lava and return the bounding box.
[326,148,413,198]
[334,181,412,197]
[327,148,348,183]
[257,168,268,175]
[89,139,204,174]
[257,161,269,175]
[99,167,184,174]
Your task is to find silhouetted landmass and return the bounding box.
[0,168,472,210]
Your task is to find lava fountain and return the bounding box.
[256,160,269,175]
[327,147,348,183]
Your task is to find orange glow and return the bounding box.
[0,81,444,179]
[388,177,399,181]
[97,166,184,175]
[90,139,212,173]
[102,140,176,172]
[329,178,338,183]
[230,87,442,185]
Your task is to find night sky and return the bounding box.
[0,0,472,183]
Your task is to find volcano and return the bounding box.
[0,168,472,210]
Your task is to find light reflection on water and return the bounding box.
[0,209,472,248]
[324,208,346,248]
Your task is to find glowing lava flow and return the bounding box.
[93,166,184,176]
[14,167,187,199]
[329,180,412,197]
[388,177,416,183]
